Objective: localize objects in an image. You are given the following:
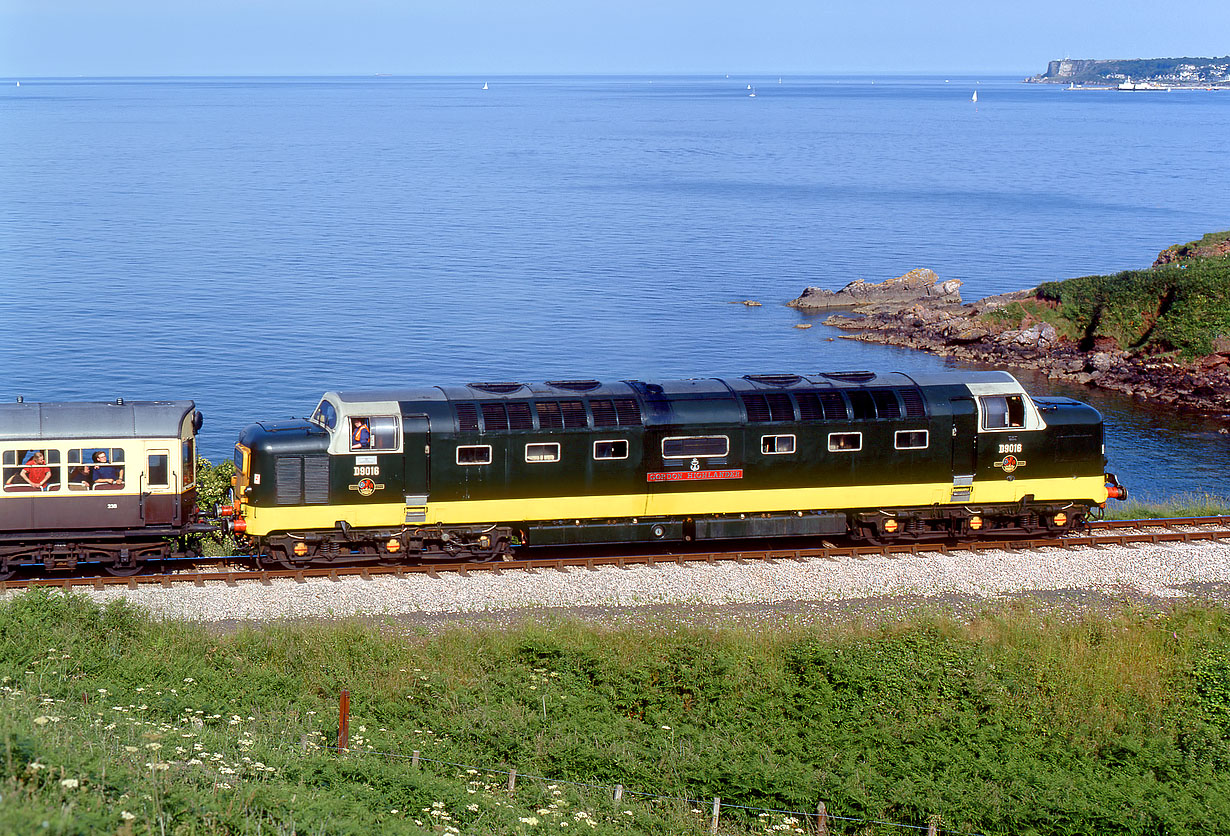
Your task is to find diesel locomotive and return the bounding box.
[222,370,1127,566]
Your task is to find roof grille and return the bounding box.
[456,403,479,432]
[546,380,601,392]
[536,402,562,429]
[613,398,642,426]
[742,394,771,422]
[468,382,524,394]
[900,388,926,418]
[560,400,588,428]
[507,402,534,430]
[820,371,876,383]
[590,399,618,427]
[766,393,795,421]
[849,391,876,420]
[480,402,508,431]
[744,373,803,387]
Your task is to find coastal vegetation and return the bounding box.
[3,590,1230,835]
[984,236,1230,359]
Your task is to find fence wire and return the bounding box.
[297,740,985,836]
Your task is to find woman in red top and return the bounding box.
[14,451,51,489]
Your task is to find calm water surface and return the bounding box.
[1,76,1228,500]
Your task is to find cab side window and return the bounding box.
[982,395,1026,429]
[350,416,399,451]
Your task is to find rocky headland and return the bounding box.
[789,234,1230,417]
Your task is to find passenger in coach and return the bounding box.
[7,451,51,490]
[90,451,123,487]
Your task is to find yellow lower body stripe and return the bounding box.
[241,476,1109,536]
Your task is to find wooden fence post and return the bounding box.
[411,750,419,769]
[507,768,517,794]
[927,814,940,836]
[613,784,623,803]
[337,690,350,752]
[815,800,829,836]
[710,796,721,835]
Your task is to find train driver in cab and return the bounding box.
[351,418,370,450]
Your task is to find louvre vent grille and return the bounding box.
[900,388,926,418]
[742,394,771,422]
[848,390,876,420]
[546,380,601,392]
[560,400,588,428]
[872,390,901,420]
[766,393,795,421]
[507,402,534,430]
[744,373,802,387]
[536,402,562,429]
[818,391,848,420]
[613,398,642,426]
[590,399,618,427]
[275,457,303,505]
[303,456,330,504]
[820,371,876,383]
[796,393,823,421]
[468,382,524,394]
[480,402,508,432]
[456,403,479,432]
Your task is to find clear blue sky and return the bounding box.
[2,0,1228,77]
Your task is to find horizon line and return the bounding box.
[3,70,1033,80]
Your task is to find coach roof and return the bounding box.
[0,400,195,442]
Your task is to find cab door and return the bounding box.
[949,398,978,501]
[402,415,430,523]
[142,449,177,526]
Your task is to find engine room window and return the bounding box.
[981,395,1026,429]
[311,399,338,430]
[456,445,492,466]
[525,442,561,463]
[3,449,61,492]
[594,439,628,460]
[895,430,929,450]
[350,416,399,451]
[67,448,125,491]
[828,432,862,452]
[761,434,796,455]
[662,436,729,459]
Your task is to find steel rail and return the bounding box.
[3,522,1229,592]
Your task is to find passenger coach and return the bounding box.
[0,399,204,577]
[226,371,1125,566]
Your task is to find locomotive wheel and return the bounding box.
[103,561,145,577]
[0,563,17,582]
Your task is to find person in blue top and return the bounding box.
[90,450,123,487]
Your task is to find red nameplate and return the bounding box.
[647,469,743,483]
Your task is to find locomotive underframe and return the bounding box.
[0,529,197,578]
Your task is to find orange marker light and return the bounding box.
[293,542,309,557]
[969,515,983,530]
[386,538,401,553]
[1054,512,1068,527]
[883,518,899,534]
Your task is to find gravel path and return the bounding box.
[11,533,1228,630]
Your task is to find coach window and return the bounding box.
[68,448,126,491]
[350,416,399,451]
[662,436,729,459]
[981,395,1025,430]
[761,434,796,455]
[828,432,862,452]
[594,439,628,460]
[525,442,561,463]
[148,452,170,488]
[895,430,928,450]
[3,449,61,492]
[456,445,493,466]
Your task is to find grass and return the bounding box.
[3,591,1230,834]
[982,233,1230,358]
[1105,493,1230,520]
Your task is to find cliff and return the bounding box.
[1026,56,1230,86]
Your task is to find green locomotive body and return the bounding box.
[227,371,1122,564]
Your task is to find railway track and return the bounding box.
[2,516,1228,593]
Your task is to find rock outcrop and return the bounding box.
[788,268,962,312]
[802,269,1230,417]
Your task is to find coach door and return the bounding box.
[949,397,978,502]
[141,449,177,526]
[403,415,430,524]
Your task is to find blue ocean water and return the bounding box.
[1,75,1228,500]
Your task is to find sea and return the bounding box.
[1,75,1229,501]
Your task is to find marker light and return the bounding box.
[293,542,309,557]
[1054,512,1068,527]
[969,515,983,531]
[386,538,401,553]
[883,518,899,534]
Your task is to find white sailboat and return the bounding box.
[749,86,756,97]
[971,90,978,103]
[482,81,488,90]
[747,84,752,90]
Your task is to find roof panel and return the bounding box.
[0,400,194,442]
